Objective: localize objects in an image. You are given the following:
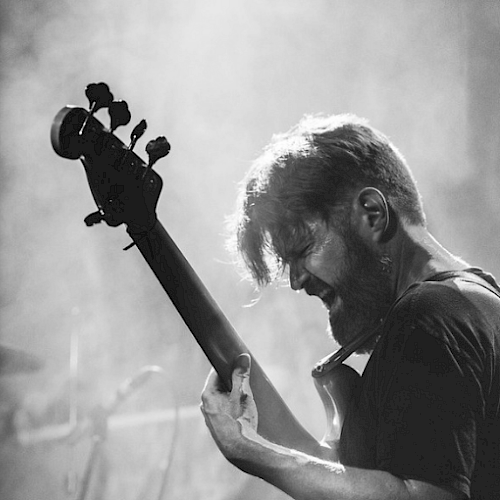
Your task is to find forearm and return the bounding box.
[232,425,458,500]
[200,361,461,500]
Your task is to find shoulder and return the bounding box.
[389,273,500,332]
[380,273,500,368]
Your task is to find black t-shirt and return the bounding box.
[339,269,500,499]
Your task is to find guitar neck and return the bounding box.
[50,93,322,455]
[127,220,321,453]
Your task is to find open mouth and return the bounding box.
[319,289,336,309]
[303,278,336,308]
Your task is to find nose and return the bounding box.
[289,260,309,291]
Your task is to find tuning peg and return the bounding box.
[85,82,114,113]
[108,100,131,132]
[84,211,105,226]
[115,119,148,173]
[146,136,170,166]
[128,119,147,151]
[79,82,114,136]
[142,136,170,179]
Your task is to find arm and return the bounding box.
[200,356,466,500]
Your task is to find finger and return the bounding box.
[231,353,251,400]
[202,368,218,393]
[201,369,227,409]
[201,366,236,416]
[238,354,252,396]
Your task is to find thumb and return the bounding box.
[231,353,252,397]
[234,353,251,375]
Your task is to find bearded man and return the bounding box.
[200,114,500,500]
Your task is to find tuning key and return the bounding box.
[108,100,131,132]
[128,119,147,151]
[85,82,114,113]
[79,82,114,136]
[116,119,147,173]
[84,211,104,226]
[146,136,171,167]
[142,136,170,179]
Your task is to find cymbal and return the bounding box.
[0,344,43,375]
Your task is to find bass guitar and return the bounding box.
[50,83,367,456]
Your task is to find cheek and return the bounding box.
[306,250,346,286]
[304,223,349,285]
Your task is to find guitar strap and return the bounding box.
[313,268,500,377]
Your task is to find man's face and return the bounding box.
[288,218,393,349]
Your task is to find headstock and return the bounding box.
[51,82,170,234]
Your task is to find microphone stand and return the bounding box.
[150,404,179,500]
[71,366,164,500]
[74,407,108,500]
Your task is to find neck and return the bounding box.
[389,223,469,299]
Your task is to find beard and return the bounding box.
[325,229,393,352]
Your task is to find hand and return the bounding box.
[200,353,258,462]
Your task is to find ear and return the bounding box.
[353,187,390,243]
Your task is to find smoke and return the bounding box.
[1,0,499,499]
